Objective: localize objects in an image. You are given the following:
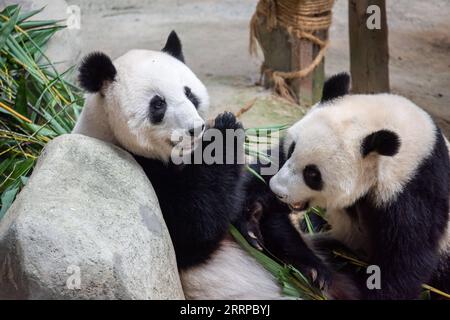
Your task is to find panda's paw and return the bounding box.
[299,262,333,292]
[235,201,265,250]
[213,112,243,131]
[311,266,333,291]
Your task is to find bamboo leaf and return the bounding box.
[303,212,315,234]
[0,185,19,219]
[0,4,20,48]
[18,19,63,30]
[14,75,28,116]
[229,225,326,300]
[0,7,81,213]
[0,156,15,177]
[245,165,266,184]
[17,7,45,23]
[0,4,19,16]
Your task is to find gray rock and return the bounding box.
[0,134,184,300]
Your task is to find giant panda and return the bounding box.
[72,31,340,299]
[269,73,450,299]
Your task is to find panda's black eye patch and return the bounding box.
[303,165,323,191]
[184,86,200,109]
[149,95,167,124]
[287,141,296,159]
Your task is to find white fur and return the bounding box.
[180,239,286,300]
[270,94,439,253]
[73,49,209,162]
[271,94,436,211]
[73,48,288,300]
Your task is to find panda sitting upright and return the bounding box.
[269,73,450,299]
[73,31,337,299]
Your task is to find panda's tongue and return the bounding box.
[289,201,308,212]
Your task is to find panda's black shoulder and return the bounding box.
[408,128,449,206]
[132,154,174,194]
[362,127,449,237]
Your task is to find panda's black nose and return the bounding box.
[188,124,205,137]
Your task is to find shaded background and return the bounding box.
[5,0,449,133]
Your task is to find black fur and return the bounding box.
[299,212,328,233]
[361,130,401,157]
[303,165,323,191]
[430,253,450,299]
[149,95,167,124]
[78,52,116,93]
[134,112,245,268]
[287,141,296,159]
[185,86,200,109]
[321,73,350,103]
[348,129,450,299]
[236,139,334,288]
[133,111,334,286]
[162,30,185,63]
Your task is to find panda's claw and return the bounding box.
[296,263,332,292]
[319,279,327,291]
[247,234,264,251]
[310,268,318,282]
[310,266,332,291]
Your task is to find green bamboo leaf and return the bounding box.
[245,165,266,184]
[0,157,15,177]
[20,175,29,186]
[14,75,28,116]
[246,124,290,131]
[0,158,34,192]
[17,27,59,51]
[0,185,19,219]
[303,212,315,234]
[0,5,20,49]
[0,4,19,16]
[309,206,327,220]
[18,19,62,30]
[17,7,45,23]
[229,225,326,300]
[23,122,57,138]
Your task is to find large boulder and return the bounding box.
[0,134,184,299]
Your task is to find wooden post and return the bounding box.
[291,30,326,106]
[254,3,328,106]
[349,0,390,93]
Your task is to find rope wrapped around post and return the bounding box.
[249,0,334,103]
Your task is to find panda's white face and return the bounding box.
[74,31,210,162]
[270,93,436,211]
[103,49,209,161]
[270,109,368,211]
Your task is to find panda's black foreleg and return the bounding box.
[259,212,333,290]
[430,255,450,299]
[236,143,333,290]
[356,197,441,300]
[156,112,246,269]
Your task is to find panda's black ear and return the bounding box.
[78,52,116,93]
[162,30,185,63]
[361,130,401,157]
[321,73,350,103]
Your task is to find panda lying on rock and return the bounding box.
[73,31,351,299]
[266,73,450,299]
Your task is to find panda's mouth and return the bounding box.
[288,201,310,212]
[169,135,202,151]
